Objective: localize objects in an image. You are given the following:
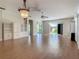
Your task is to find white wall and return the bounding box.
[0,0,76,40]
[77,15,79,48]
[74,14,78,42]
[43,21,50,35]
[0,9,2,41]
[13,22,28,39]
[33,20,38,36]
[75,14,79,48]
[0,23,2,41]
[0,0,28,40]
[0,0,42,40]
[43,18,75,39]
[70,21,75,33]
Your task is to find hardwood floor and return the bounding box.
[0,34,79,59]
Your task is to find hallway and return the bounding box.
[0,35,79,59]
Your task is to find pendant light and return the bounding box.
[18,0,29,18]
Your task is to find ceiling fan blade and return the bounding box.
[41,15,48,19]
[0,7,5,10]
[28,6,41,12]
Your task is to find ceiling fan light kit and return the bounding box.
[18,8,29,18]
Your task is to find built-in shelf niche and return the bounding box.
[2,23,13,41]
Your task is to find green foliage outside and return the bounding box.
[51,28,57,35]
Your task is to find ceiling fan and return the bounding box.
[18,0,48,19]
[28,2,41,12]
[18,0,29,19]
[41,11,48,19]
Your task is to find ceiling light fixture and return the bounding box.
[18,0,29,19]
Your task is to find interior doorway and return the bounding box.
[49,23,63,35]
[58,24,63,35]
[29,20,33,38]
[36,21,43,35]
[49,23,58,35]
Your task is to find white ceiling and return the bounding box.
[77,0,79,13]
[28,0,77,19]
[0,0,78,20]
[38,0,76,16]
